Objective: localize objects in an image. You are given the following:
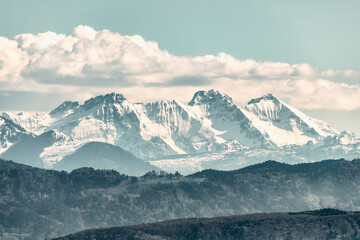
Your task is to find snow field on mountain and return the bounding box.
[1,90,359,173]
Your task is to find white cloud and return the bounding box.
[286,79,360,111]
[0,25,360,111]
[0,37,28,83]
[73,25,97,40]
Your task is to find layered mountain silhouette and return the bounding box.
[53,142,158,176]
[2,158,360,239]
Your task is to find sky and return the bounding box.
[0,0,360,134]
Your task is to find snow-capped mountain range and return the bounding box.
[1,90,359,174]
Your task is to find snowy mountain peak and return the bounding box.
[188,89,233,107]
[247,93,279,105]
[242,93,339,146]
[82,92,127,110]
[1,90,357,171]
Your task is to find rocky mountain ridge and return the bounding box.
[1,90,359,173]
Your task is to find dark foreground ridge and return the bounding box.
[2,158,360,239]
[54,209,360,240]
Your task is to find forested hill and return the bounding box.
[54,209,360,240]
[1,158,360,239]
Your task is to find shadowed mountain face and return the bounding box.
[2,158,360,239]
[53,209,360,240]
[0,131,56,168]
[0,116,29,155]
[53,142,159,176]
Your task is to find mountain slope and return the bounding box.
[49,93,232,159]
[49,93,187,159]
[1,90,359,170]
[53,142,159,176]
[188,89,270,148]
[1,111,54,135]
[242,94,338,146]
[0,130,69,167]
[49,101,80,119]
[0,116,30,154]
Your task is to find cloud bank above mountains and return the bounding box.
[1,25,360,111]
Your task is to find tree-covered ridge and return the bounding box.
[54,209,360,240]
[1,158,360,239]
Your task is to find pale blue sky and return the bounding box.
[1,0,359,71]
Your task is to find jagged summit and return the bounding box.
[1,90,358,173]
[50,101,80,116]
[104,92,127,102]
[82,92,127,110]
[0,116,27,132]
[242,92,339,146]
[188,89,233,106]
[248,93,279,105]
